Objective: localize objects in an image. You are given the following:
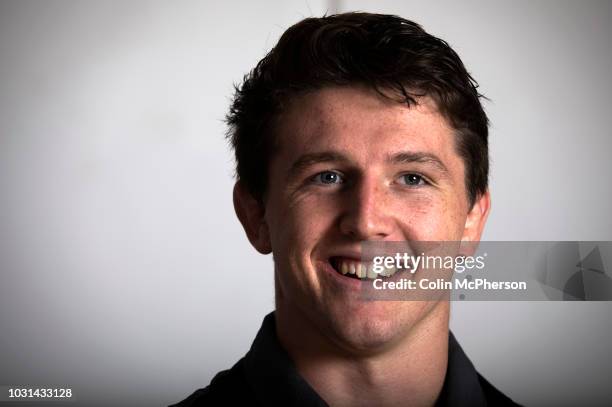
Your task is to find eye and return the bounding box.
[398,173,427,187]
[311,171,344,185]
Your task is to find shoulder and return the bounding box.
[169,359,257,407]
[477,373,522,406]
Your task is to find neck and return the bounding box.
[276,300,449,407]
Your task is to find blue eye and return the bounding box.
[312,171,344,185]
[400,173,426,186]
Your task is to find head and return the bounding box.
[230,13,490,352]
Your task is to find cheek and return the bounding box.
[289,194,339,240]
[268,194,339,300]
[268,192,337,254]
[394,194,466,240]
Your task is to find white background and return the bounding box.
[1,1,611,405]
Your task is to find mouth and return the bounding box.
[328,256,399,280]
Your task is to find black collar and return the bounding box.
[243,312,494,407]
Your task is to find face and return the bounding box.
[235,86,489,353]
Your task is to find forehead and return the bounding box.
[274,86,459,165]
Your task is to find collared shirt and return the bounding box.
[172,312,520,406]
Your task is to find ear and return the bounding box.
[233,181,272,254]
[461,190,491,242]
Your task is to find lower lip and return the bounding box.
[317,260,371,290]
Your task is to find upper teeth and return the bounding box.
[336,259,397,279]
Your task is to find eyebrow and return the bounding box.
[287,152,350,180]
[387,152,449,174]
[286,150,450,180]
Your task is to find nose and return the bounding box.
[339,176,394,240]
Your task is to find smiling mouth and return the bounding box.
[329,257,399,280]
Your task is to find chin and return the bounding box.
[323,301,427,354]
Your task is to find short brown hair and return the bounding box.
[226,12,489,206]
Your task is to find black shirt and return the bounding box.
[172,312,520,406]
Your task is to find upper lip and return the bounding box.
[326,251,377,262]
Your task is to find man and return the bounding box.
[174,12,519,406]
